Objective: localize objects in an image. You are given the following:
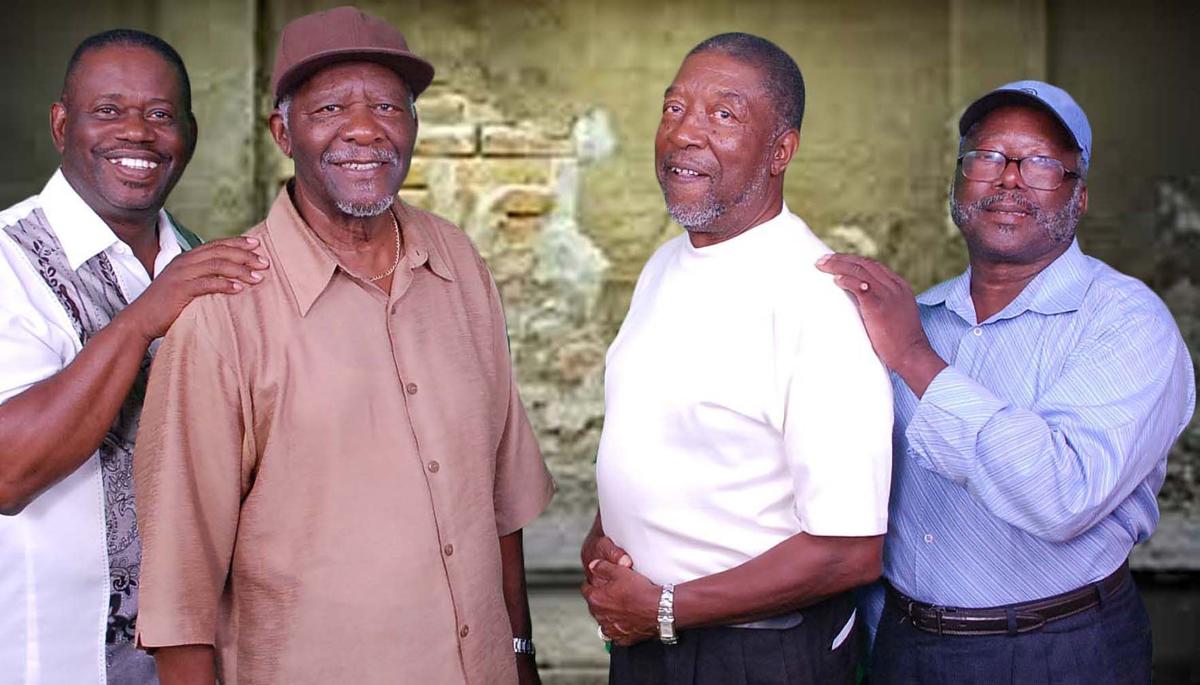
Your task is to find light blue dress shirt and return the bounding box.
[861,240,1195,636]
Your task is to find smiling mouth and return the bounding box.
[986,206,1030,216]
[107,157,160,171]
[337,162,385,171]
[664,164,712,181]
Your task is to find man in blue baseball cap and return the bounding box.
[818,81,1195,683]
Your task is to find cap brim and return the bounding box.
[274,48,435,103]
[958,90,1080,150]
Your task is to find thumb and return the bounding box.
[599,537,633,567]
[591,559,619,581]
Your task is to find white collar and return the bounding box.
[39,168,181,271]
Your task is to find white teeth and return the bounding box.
[109,158,158,170]
[342,162,382,170]
[670,166,700,176]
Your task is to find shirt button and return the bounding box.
[406,382,419,395]
[114,243,129,255]
[443,543,454,556]
[972,327,982,337]
[924,533,934,543]
[427,461,440,473]
[459,624,470,638]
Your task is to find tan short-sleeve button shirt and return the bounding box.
[134,187,554,684]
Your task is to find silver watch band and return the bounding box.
[657,583,678,645]
[513,637,536,656]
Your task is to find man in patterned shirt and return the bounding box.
[0,29,266,683]
[819,81,1195,684]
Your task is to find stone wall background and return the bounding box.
[3,0,1198,680]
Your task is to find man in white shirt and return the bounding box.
[0,29,266,683]
[581,33,893,684]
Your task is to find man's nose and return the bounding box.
[664,110,705,148]
[340,104,386,145]
[116,112,156,143]
[997,158,1024,189]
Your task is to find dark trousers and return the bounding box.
[609,592,859,685]
[871,575,1152,685]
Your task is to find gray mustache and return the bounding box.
[979,192,1037,213]
[321,149,399,166]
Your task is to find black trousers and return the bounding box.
[609,592,860,685]
[870,574,1152,685]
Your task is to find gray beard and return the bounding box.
[950,182,1084,244]
[662,156,772,233]
[336,195,395,218]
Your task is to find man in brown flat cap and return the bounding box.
[133,7,553,684]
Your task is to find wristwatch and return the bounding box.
[657,583,678,645]
[513,637,536,656]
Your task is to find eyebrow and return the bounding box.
[662,86,749,104]
[715,89,748,107]
[94,93,175,105]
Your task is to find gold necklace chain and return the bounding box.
[366,211,401,282]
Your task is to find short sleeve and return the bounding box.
[781,282,893,536]
[0,300,71,404]
[482,272,554,536]
[133,301,249,648]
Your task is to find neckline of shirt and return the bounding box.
[679,204,791,260]
[39,168,181,272]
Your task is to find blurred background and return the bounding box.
[4,0,1197,681]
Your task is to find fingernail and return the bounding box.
[589,559,600,570]
[250,272,263,281]
[231,282,243,291]
[245,237,259,245]
[619,555,632,567]
[816,254,830,265]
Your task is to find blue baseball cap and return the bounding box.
[958,80,1092,172]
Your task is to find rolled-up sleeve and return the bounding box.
[133,300,249,648]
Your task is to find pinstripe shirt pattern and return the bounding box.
[872,239,1194,615]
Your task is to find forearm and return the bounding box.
[499,530,533,639]
[0,309,150,513]
[153,644,216,685]
[907,365,1166,541]
[674,533,882,629]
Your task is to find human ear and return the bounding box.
[268,111,293,158]
[770,128,800,176]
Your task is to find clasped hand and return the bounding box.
[579,534,659,647]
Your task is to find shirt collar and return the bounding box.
[39,168,184,271]
[917,239,1096,324]
[264,185,455,317]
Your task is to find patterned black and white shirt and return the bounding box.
[0,169,198,684]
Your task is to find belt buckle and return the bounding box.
[933,605,957,636]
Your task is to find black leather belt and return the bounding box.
[886,561,1130,636]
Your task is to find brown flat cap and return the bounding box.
[271,6,434,103]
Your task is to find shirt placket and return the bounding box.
[384,268,474,682]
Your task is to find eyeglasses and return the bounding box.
[957,150,1080,191]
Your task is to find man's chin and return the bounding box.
[101,191,168,215]
[334,195,396,218]
[666,201,723,232]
